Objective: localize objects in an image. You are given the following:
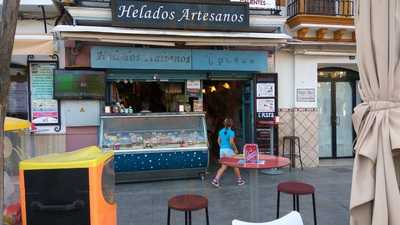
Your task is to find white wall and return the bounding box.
[276,51,295,108]
[276,50,358,108]
[16,19,55,35]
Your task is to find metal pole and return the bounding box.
[270,126,274,156]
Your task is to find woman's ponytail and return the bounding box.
[223,118,233,135]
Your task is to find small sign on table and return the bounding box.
[240,144,265,164]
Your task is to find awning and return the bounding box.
[12,35,53,55]
[52,25,291,47]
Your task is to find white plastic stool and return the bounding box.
[232,211,304,225]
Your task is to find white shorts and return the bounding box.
[220,148,235,158]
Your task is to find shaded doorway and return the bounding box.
[203,80,253,163]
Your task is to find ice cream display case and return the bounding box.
[99,113,209,182]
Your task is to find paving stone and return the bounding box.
[116,165,352,225]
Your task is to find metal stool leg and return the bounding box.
[276,191,280,218]
[296,195,300,212]
[185,211,188,225]
[292,194,296,210]
[312,193,317,225]
[291,140,296,169]
[282,138,286,157]
[167,208,171,225]
[205,207,210,225]
[297,137,304,170]
[188,211,192,225]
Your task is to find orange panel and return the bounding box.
[89,161,117,225]
[19,170,27,225]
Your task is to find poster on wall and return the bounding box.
[256,83,275,97]
[296,88,316,102]
[256,99,275,113]
[29,61,59,125]
[31,99,59,124]
[193,100,203,112]
[8,82,28,114]
[187,80,201,97]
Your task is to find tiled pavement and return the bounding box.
[116,164,352,225]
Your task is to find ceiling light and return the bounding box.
[223,82,230,89]
[210,86,216,92]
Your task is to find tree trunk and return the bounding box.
[0,0,20,223]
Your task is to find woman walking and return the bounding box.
[211,118,245,187]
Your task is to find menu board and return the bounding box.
[29,62,59,125]
[254,74,278,154]
[256,81,276,120]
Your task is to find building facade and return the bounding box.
[277,0,357,167]
[9,0,358,173]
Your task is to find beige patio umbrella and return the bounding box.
[350,0,400,225]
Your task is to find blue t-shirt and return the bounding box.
[218,128,235,149]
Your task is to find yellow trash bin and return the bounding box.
[19,146,117,225]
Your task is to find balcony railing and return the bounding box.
[287,0,354,18]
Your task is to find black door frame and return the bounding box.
[318,68,359,159]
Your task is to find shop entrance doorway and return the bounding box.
[317,68,360,158]
[203,80,253,162]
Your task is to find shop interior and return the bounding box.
[108,79,250,163]
[110,81,198,113]
[203,80,246,162]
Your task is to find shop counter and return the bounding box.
[99,112,209,182]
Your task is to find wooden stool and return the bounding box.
[276,181,317,225]
[282,136,304,170]
[168,194,209,225]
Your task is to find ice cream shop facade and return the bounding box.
[44,0,290,181]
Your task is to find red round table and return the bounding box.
[219,154,290,169]
[219,154,290,222]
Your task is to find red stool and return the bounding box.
[168,194,209,225]
[276,181,317,225]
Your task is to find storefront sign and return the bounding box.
[91,47,267,72]
[231,0,275,9]
[92,46,191,70]
[29,62,59,125]
[112,0,249,31]
[192,50,267,72]
[296,88,316,102]
[187,80,201,90]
